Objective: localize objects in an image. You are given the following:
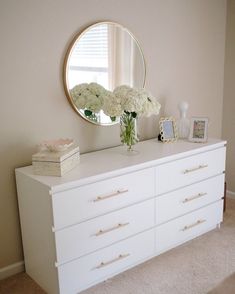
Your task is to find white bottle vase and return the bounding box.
[178,101,190,139]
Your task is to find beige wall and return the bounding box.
[223,0,235,192]
[0,0,226,269]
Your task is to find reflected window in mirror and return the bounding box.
[69,24,109,89]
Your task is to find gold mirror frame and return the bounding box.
[63,21,146,126]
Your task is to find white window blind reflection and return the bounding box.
[69,24,109,89]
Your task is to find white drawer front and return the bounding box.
[52,168,155,230]
[55,199,154,264]
[58,230,154,294]
[156,174,224,225]
[155,200,223,254]
[156,147,226,195]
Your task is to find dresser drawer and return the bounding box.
[55,199,154,264]
[52,168,155,230]
[58,229,154,294]
[156,147,226,195]
[156,174,224,225]
[155,200,223,254]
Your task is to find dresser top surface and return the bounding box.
[16,138,226,193]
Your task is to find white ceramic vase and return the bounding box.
[178,101,190,139]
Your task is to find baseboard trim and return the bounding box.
[0,261,25,280]
[227,190,235,199]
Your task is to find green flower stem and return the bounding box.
[120,112,139,151]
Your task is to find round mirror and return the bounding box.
[63,22,146,125]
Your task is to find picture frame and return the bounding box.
[159,117,178,142]
[188,117,209,143]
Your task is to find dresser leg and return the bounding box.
[217,223,221,229]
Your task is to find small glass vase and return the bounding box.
[178,101,190,139]
[120,112,139,152]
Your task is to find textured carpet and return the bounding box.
[0,272,45,294]
[208,272,235,294]
[0,199,235,294]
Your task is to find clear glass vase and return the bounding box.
[178,101,190,139]
[120,112,139,151]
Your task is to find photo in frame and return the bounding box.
[189,117,209,142]
[159,117,178,142]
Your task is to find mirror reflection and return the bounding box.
[64,22,146,125]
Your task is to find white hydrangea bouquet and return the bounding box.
[103,85,161,151]
[70,82,107,122]
[70,83,161,151]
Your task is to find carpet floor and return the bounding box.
[0,199,235,294]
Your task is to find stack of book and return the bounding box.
[32,145,80,177]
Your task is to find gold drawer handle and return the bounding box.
[182,192,207,203]
[183,164,208,174]
[182,219,206,231]
[95,222,130,236]
[95,253,130,269]
[93,189,129,202]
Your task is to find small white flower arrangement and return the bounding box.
[70,83,107,121]
[103,85,161,151]
[102,90,123,118]
[108,85,161,118]
[70,82,161,150]
[70,83,161,120]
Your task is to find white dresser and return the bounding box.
[15,138,226,294]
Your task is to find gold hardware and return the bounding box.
[95,253,130,269]
[183,164,208,174]
[95,222,130,236]
[182,219,206,231]
[93,189,129,202]
[182,192,207,203]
